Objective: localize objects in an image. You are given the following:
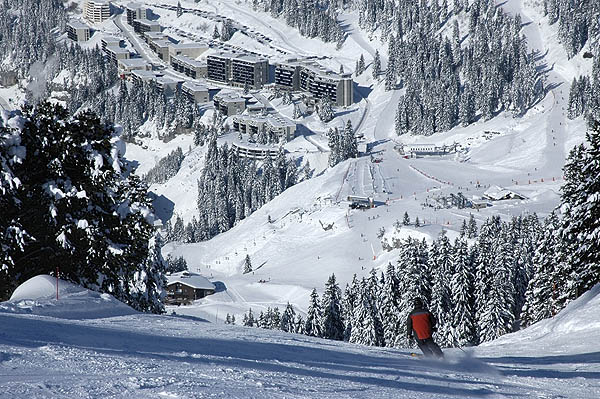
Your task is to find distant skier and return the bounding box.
[406,298,444,358]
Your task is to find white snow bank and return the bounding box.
[9,274,76,301]
[3,275,137,319]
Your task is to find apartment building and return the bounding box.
[231,55,268,89]
[231,141,281,160]
[143,31,166,44]
[66,21,90,42]
[206,53,229,84]
[104,46,130,65]
[84,0,111,24]
[168,43,208,63]
[207,52,269,89]
[149,39,171,61]
[232,114,296,142]
[171,55,207,79]
[182,81,209,103]
[101,36,122,52]
[118,58,151,75]
[125,2,147,25]
[133,19,161,35]
[154,76,183,97]
[131,70,162,85]
[274,57,354,106]
[213,92,246,116]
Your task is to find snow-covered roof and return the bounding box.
[167,272,215,290]
[182,81,208,92]
[134,18,161,27]
[101,35,121,44]
[118,58,149,68]
[209,51,267,64]
[68,21,90,30]
[483,185,527,201]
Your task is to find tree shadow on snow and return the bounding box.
[479,352,600,380]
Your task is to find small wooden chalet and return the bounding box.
[165,271,216,305]
[482,186,527,201]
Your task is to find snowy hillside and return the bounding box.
[1,277,599,398]
[97,0,593,323]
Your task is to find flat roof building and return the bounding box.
[84,0,111,24]
[275,57,354,107]
[131,69,162,84]
[133,18,161,35]
[213,91,246,116]
[182,81,209,103]
[171,55,207,79]
[149,39,171,61]
[168,43,208,63]
[118,58,151,75]
[207,52,269,89]
[101,36,122,52]
[66,21,90,42]
[231,140,283,160]
[233,114,296,142]
[154,76,182,97]
[125,2,147,26]
[143,31,166,44]
[104,46,130,64]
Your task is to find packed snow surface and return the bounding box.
[1,280,599,398]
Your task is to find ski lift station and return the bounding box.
[402,144,448,157]
[347,195,374,209]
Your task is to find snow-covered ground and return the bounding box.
[1,276,599,398]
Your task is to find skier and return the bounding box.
[406,298,444,358]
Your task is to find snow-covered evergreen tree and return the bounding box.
[304,288,323,337]
[521,212,564,327]
[317,96,334,122]
[429,231,453,346]
[280,303,297,332]
[372,50,381,80]
[2,102,164,311]
[557,117,600,303]
[450,236,477,346]
[243,254,253,274]
[380,263,402,347]
[321,274,344,340]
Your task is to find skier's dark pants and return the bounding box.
[416,338,443,358]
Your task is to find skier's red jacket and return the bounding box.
[407,307,437,340]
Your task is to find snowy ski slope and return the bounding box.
[1,276,599,398]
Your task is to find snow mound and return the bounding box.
[10,274,78,301]
[2,275,137,320]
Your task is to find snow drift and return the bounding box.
[3,274,137,319]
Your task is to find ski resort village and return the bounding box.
[1,0,600,397]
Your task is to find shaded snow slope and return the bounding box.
[1,282,599,398]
